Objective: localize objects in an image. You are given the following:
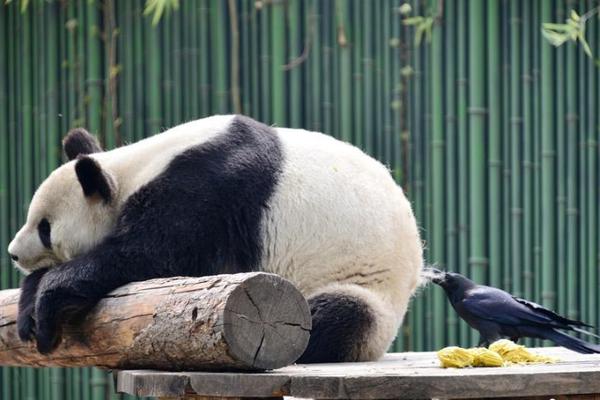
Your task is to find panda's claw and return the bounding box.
[34,319,62,355]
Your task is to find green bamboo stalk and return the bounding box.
[510,0,523,300]
[430,0,445,348]
[521,1,533,317]
[260,3,271,122]
[443,0,458,345]
[487,0,502,290]
[133,1,145,140]
[188,0,200,120]
[456,0,469,346]
[555,4,567,320]
[120,0,134,142]
[382,2,392,165]
[322,1,333,136]
[199,0,210,117]
[247,0,258,118]
[589,5,599,335]
[362,0,373,154]
[309,0,321,130]
[410,0,424,351]
[86,0,101,133]
[271,0,285,125]
[371,2,387,163]
[540,0,556,313]
[161,11,172,126]
[331,1,340,139]
[212,1,228,114]
[577,4,587,328]
[352,0,363,148]
[468,0,487,288]
[565,16,578,322]
[422,30,433,350]
[171,7,182,124]
[531,1,542,348]
[146,4,162,134]
[227,0,242,114]
[287,0,301,127]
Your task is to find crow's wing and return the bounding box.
[459,287,576,329]
[512,296,593,328]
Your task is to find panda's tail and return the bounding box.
[297,284,397,363]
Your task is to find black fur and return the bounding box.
[37,218,51,249]
[63,128,102,160]
[297,292,375,363]
[28,115,284,353]
[17,267,48,342]
[75,156,115,202]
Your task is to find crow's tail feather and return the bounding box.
[572,326,600,340]
[542,328,600,354]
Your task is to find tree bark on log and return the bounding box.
[0,272,311,371]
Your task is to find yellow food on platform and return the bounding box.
[437,339,558,368]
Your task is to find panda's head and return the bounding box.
[7,129,119,274]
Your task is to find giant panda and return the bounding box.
[7,115,423,362]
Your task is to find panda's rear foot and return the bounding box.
[297,284,396,363]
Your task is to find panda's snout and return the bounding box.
[8,252,18,261]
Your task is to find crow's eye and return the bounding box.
[38,218,51,249]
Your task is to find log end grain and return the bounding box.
[223,273,311,370]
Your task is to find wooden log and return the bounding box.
[0,272,311,371]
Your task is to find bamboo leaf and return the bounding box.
[542,22,574,32]
[570,9,580,22]
[541,29,570,46]
[424,18,433,43]
[414,22,425,46]
[397,3,412,15]
[579,36,593,58]
[402,16,424,26]
[143,0,179,26]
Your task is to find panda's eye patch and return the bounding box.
[38,218,51,249]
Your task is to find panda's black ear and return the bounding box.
[63,128,103,161]
[74,156,115,203]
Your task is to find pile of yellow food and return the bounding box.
[437,339,558,368]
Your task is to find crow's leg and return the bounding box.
[478,336,490,347]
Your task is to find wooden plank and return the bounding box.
[117,349,600,399]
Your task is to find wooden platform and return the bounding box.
[115,348,600,399]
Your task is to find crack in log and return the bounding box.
[243,285,263,321]
[95,313,154,325]
[252,332,265,366]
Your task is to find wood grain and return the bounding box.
[0,272,311,371]
[117,349,600,399]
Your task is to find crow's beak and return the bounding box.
[424,267,446,285]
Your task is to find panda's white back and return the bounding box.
[262,127,422,321]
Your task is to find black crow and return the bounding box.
[426,267,600,354]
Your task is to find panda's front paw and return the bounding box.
[17,268,48,343]
[17,310,36,342]
[33,286,78,354]
[35,322,62,355]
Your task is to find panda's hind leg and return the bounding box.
[297,284,398,363]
